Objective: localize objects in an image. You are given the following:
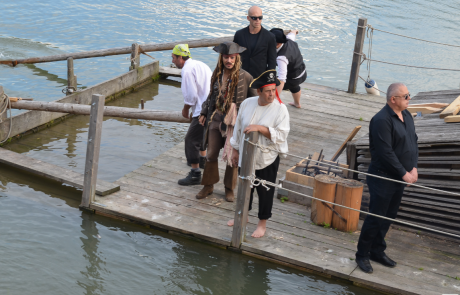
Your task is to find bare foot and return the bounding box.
[251,220,267,238]
[288,102,301,108]
[227,217,249,227]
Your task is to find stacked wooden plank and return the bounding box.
[350,89,460,238]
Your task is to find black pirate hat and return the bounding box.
[250,70,281,89]
[269,28,287,44]
[213,41,246,55]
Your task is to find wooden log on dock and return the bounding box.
[0,37,233,66]
[311,175,337,226]
[231,131,259,248]
[81,94,105,209]
[331,179,363,232]
[10,100,190,123]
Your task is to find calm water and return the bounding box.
[1,0,458,293]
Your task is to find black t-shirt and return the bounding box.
[248,30,261,54]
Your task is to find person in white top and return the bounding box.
[270,29,307,108]
[227,70,290,238]
[171,44,213,186]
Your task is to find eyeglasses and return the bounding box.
[393,93,411,100]
[249,16,263,20]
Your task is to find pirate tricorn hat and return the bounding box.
[213,41,246,55]
[250,69,281,89]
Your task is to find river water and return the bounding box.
[1,0,458,294]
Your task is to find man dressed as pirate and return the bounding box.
[197,41,257,202]
[227,69,290,238]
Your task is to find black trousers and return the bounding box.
[184,117,204,164]
[283,71,307,94]
[356,170,405,259]
[248,156,280,220]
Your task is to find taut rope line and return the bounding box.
[239,173,460,239]
[244,138,460,198]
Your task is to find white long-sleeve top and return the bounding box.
[181,59,212,117]
[230,96,290,170]
[276,32,306,82]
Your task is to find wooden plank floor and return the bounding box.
[0,147,119,195]
[90,84,460,295]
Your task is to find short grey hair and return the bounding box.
[386,83,406,102]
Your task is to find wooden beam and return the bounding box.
[66,57,77,95]
[439,95,460,118]
[231,131,259,248]
[10,100,190,123]
[0,36,233,66]
[444,115,460,123]
[409,103,449,108]
[81,94,105,209]
[330,126,361,162]
[406,106,443,114]
[347,18,367,94]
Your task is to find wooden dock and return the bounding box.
[89,84,460,295]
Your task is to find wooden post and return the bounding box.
[0,86,5,123]
[347,18,367,94]
[67,57,77,95]
[231,131,259,248]
[346,142,358,180]
[330,126,361,162]
[80,94,105,209]
[311,175,337,226]
[129,43,140,71]
[141,99,144,109]
[332,179,364,232]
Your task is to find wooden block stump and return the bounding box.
[311,175,337,226]
[332,179,364,232]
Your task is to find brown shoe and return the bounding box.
[225,187,234,202]
[196,185,213,199]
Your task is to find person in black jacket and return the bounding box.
[233,6,277,79]
[270,28,307,108]
[355,83,419,274]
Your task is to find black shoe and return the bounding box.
[178,170,202,186]
[370,253,397,268]
[199,157,206,169]
[356,257,373,274]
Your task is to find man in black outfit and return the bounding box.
[356,83,419,274]
[233,6,277,79]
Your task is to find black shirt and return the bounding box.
[368,104,419,179]
[248,30,260,53]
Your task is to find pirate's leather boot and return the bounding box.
[196,185,214,199]
[225,187,234,202]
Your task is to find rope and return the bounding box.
[367,24,460,48]
[356,54,460,72]
[239,174,460,239]
[244,138,460,197]
[0,92,12,144]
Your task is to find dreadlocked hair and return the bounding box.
[209,54,242,114]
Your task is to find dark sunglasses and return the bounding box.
[249,16,263,20]
[394,93,411,100]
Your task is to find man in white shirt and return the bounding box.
[227,70,290,238]
[171,44,212,185]
[270,29,307,108]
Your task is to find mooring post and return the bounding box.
[347,17,367,94]
[66,57,77,95]
[0,86,5,122]
[80,94,105,209]
[231,131,259,248]
[129,43,140,71]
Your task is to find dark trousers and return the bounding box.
[185,117,204,164]
[356,171,405,259]
[283,71,307,94]
[248,156,280,220]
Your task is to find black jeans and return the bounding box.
[184,117,204,164]
[248,156,280,220]
[356,170,405,259]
